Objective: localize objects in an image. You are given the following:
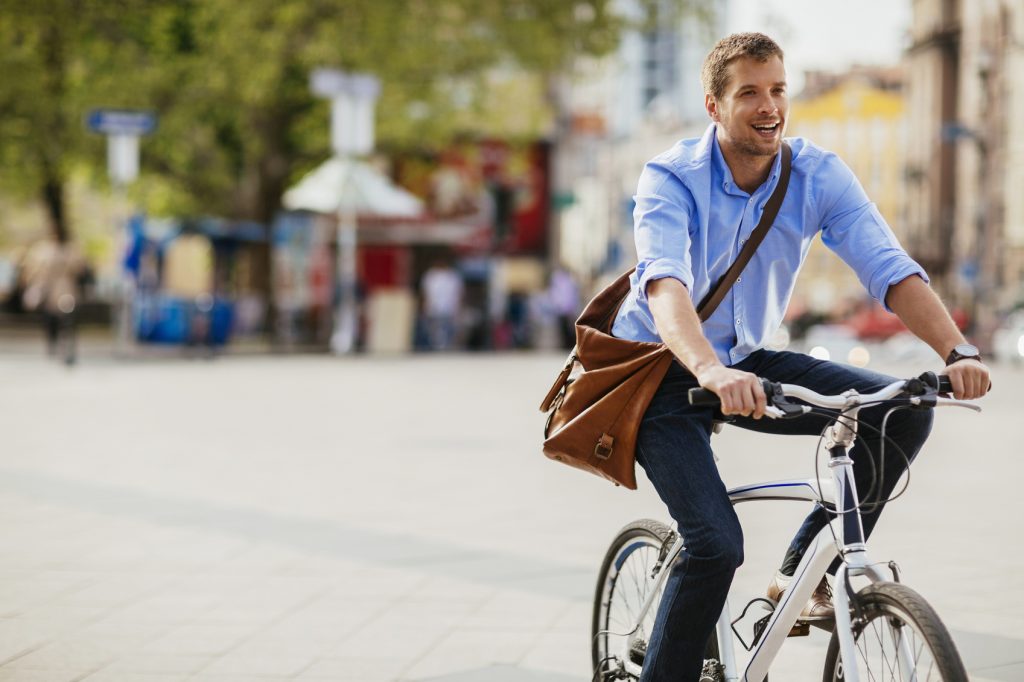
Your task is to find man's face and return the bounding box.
[706,55,788,158]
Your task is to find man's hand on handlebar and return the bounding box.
[695,365,768,419]
[941,359,991,400]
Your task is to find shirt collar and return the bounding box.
[711,124,784,198]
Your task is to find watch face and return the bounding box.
[954,343,980,358]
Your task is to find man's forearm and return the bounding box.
[647,277,769,416]
[885,275,964,360]
[647,277,721,374]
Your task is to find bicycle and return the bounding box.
[592,371,979,682]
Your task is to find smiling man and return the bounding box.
[610,33,990,681]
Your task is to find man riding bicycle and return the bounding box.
[610,33,991,681]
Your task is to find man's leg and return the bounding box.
[44,312,59,355]
[635,362,744,682]
[731,350,935,576]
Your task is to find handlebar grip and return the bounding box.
[919,371,954,394]
[687,387,720,406]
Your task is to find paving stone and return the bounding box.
[0,354,1019,681]
[295,656,412,681]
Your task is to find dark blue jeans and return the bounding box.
[635,350,934,682]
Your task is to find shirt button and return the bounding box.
[737,276,742,283]
[736,318,742,325]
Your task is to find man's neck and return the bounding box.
[718,138,776,194]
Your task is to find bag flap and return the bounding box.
[575,269,635,334]
[543,352,674,490]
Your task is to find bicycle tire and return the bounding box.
[822,581,968,682]
[592,519,718,680]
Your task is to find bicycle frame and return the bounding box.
[615,403,904,682]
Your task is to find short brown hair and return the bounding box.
[701,33,784,99]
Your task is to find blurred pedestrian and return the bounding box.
[548,266,581,350]
[420,258,463,351]
[20,237,87,365]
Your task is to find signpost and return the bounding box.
[86,108,157,354]
[309,69,380,355]
[86,109,156,186]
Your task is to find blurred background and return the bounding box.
[1,0,1021,364]
[0,2,1022,682]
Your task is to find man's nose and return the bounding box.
[756,95,777,115]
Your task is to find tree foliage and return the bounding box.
[0,0,699,237]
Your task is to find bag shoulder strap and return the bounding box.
[696,141,792,322]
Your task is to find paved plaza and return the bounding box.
[0,344,1021,681]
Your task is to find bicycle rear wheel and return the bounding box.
[822,581,968,682]
[592,519,718,680]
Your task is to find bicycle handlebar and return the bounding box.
[687,371,957,413]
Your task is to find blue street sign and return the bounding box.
[86,109,157,136]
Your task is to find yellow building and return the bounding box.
[787,72,908,316]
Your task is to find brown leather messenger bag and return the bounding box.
[539,142,792,488]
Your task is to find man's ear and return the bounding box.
[705,93,719,121]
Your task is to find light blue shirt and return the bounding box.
[612,124,927,366]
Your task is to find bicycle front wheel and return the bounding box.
[592,519,717,680]
[822,581,968,682]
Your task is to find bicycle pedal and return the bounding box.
[804,618,835,633]
[787,622,810,637]
[699,658,725,682]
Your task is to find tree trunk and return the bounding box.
[233,114,292,338]
[39,9,70,244]
[41,172,68,244]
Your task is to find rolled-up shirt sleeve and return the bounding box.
[817,154,928,311]
[633,163,696,305]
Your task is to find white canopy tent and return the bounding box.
[282,157,424,217]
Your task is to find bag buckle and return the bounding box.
[594,433,614,460]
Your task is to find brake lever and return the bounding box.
[923,397,982,413]
[765,381,809,419]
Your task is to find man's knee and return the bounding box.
[911,406,934,440]
[866,401,934,444]
[891,405,934,450]
[684,525,745,573]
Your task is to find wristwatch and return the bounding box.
[944,343,981,366]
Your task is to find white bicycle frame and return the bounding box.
[613,380,977,682]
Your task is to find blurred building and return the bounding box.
[905,0,1024,347]
[787,67,908,315]
[551,0,727,289]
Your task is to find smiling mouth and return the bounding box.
[752,122,780,137]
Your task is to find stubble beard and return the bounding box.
[734,135,780,158]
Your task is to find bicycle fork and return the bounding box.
[826,402,920,682]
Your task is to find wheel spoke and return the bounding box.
[835,585,963,682]
[598,531,668,679]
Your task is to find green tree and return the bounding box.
[0,0,707,313]
[0,0,109,242]
[1,1,706,234]
[128,0,633,223]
